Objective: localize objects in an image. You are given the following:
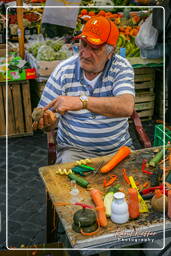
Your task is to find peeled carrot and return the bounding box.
[100,146,131,173]
[128,188,140,219]
[90,189,107,227]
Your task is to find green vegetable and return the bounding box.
[106,184,120,194]
[28,42,44,57]
[72,222,98,233]
[80,165,95,171]
[37,45,57,61]
[68,173,89,188]
[73,208,96,227]
[148,148,167,167]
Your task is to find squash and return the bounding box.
[73,208,96,227]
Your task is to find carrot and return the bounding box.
[90,189,107,227]
[100,146,131,173]
[128,188,140,219]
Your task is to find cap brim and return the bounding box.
[73,35,104,49]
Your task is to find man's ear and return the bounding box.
[108,50,114,60]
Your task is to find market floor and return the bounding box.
[0,121,155,253]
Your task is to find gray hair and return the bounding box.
[105,44,114,54]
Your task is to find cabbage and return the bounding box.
[28,42,44,57]
[37,45,57,61]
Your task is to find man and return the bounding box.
[34,16,135,163]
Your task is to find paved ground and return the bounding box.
[0,121,155,253]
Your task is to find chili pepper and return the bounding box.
[142,159,153,175]
[142,181,149,188]
[140,185,163,195]
[103,175,118,187]
[122,168,130,184]
[74,202,94,209]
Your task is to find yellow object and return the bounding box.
[75,158,92,166]
[129,176,149,213]
[56,168,72,175]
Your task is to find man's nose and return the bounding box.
[80,47,92,58]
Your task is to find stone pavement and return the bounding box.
[0,121,155,250]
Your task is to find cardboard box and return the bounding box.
[26,52,61,77]
[0,68,36,82]
[0,44,7,57]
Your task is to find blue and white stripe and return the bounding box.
[38,54,135,156]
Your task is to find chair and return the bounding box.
[47,109,151,165]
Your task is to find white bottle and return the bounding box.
[70,180,80,204]
[111,192,129,224]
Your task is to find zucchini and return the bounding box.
[68,173,89,188]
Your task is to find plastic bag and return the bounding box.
[140,43,163,59]
[135,14,158,49]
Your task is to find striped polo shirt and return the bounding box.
[38,54,135,156]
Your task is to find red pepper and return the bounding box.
[142,159,153,175]
[140,185,163,195]
[122,168,130,184]
[74,202,94,209]
[103,175,118,187]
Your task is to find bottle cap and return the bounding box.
[114,192,125,199]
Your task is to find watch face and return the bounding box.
[80,95,88,101]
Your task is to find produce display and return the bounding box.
[78,8,150,57]
[28,39,69,61]
[48,144,171,237]
[0,54,36,81]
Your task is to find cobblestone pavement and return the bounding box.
[0,121,155,251]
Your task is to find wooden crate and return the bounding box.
[135,92,155,120]
[134,68,156,120]
[0,80,33,137]
[134,67,155,92]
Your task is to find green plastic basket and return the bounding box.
[153,124,171,146]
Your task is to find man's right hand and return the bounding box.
[32,109,57,131]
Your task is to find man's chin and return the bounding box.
[80,63,94,73]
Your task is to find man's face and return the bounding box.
[79,40,112,73]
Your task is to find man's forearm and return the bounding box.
[86,94,135,118]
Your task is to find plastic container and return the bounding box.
[153,124,171,146]
[111,192,129,224]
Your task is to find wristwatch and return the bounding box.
[80,95,88,109]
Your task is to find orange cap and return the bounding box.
[74,16,119,48]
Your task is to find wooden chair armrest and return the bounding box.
[47,129,57,165]
[131,109,152,148]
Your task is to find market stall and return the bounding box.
[39,146,171,251]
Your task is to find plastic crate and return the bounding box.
[153,124,171,146]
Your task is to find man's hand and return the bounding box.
[44,96,82,114]
[32,109,57,131]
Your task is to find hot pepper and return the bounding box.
[103,175,118,187]
[122,168,130,184]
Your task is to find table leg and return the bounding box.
[46,191,59,243]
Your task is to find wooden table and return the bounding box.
[39,147,171,253]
